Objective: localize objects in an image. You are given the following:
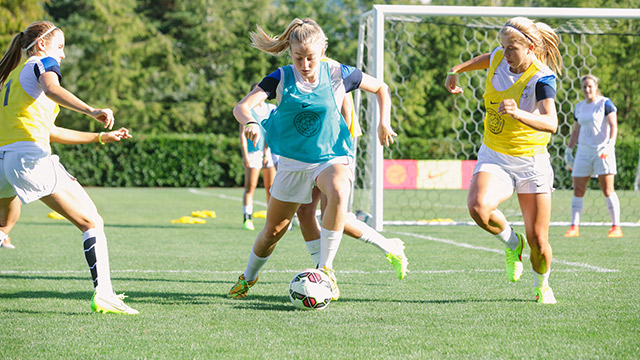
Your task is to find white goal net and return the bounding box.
[353,5,640,230]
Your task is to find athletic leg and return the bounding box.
[0,196,20,248]
[242,167,260,230]
[518,192,556,304]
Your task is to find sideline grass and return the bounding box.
[1,187,639,359]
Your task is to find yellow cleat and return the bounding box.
[243,219,255,231]
[564,225,579,238]
[321,267,340,301]
[228,274,258,298]
[607,226,623,238]
[505,232,525,282]
[534,285,557,304]
[91,292,139,314]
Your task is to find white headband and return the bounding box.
[25,27,58,51]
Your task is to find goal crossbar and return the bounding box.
[356,5,640,231]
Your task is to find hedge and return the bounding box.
[52,134,640,190]
[52,133,244,187]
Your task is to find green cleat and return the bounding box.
[228,274,258,299]
[505,232,525,282]
[534,285,557,304]
[243,219,255,231]
[321,266,340,301]
[385,238,408,280]
[91,292,139,314]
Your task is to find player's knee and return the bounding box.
[324,184,350,206]
[78,214,103,233]
[467,199,491,223]
[297,204,316,220]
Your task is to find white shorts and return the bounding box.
[246,148,275,169]
[0,150,77,204]
[572,145,617,177]
[270,156,354,204]
[473,144,554,194]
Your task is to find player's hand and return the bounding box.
[102,128,132,144]
[445,74,463,94]
[497,99,521,119]
[91,108,115,130]
[564,147,574,171]
[377,124,397,147]
[244,123,261,147]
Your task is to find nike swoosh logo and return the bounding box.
[96,295,129,312]
[302,104,311,108]
[427,171,447,179]
[490,101,499,105]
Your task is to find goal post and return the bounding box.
[354,5,640,231]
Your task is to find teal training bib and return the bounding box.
[263,62,353,163]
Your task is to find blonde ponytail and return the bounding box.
[533,21,563,75]
[500,17,563,75]
[251,18,327,56]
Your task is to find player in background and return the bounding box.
[564,75,622,238]
[296,68,408,280]
[240,83,277,231]
[0,127,131,249]
[445,17,562,304]
[229,18,396,301]
[0,21,138,314]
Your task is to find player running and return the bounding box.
[0,21,138,314]
[445,17,563,304]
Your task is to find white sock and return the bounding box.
[318,227,343,270]
[243,205,253,216]
[571,196,584,226]
[496,226,519,250]
[243,248,269,282]
[532,268,550,288]
[0,230,7,242]
[349,217,397,254]
[83,228,113,296]
[605,193,620,226]
[305,238,321,267]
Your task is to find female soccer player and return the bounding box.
[228,18,396,300]
[564,75,622,238]
[0,127,132,249]
[240,83,277,231]
[445,17,562,304]
[0,21,138,314]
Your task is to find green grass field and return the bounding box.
[1,187,639,359]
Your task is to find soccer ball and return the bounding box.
[288,269,333,311]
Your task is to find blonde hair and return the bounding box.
[581,74,602,95]
[250,18,328,56]
[500,17,563,75]
[0,21,60,87]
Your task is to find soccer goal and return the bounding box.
[353,5,640,230]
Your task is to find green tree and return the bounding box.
[0,0,49,50]
[46,0,188,133]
